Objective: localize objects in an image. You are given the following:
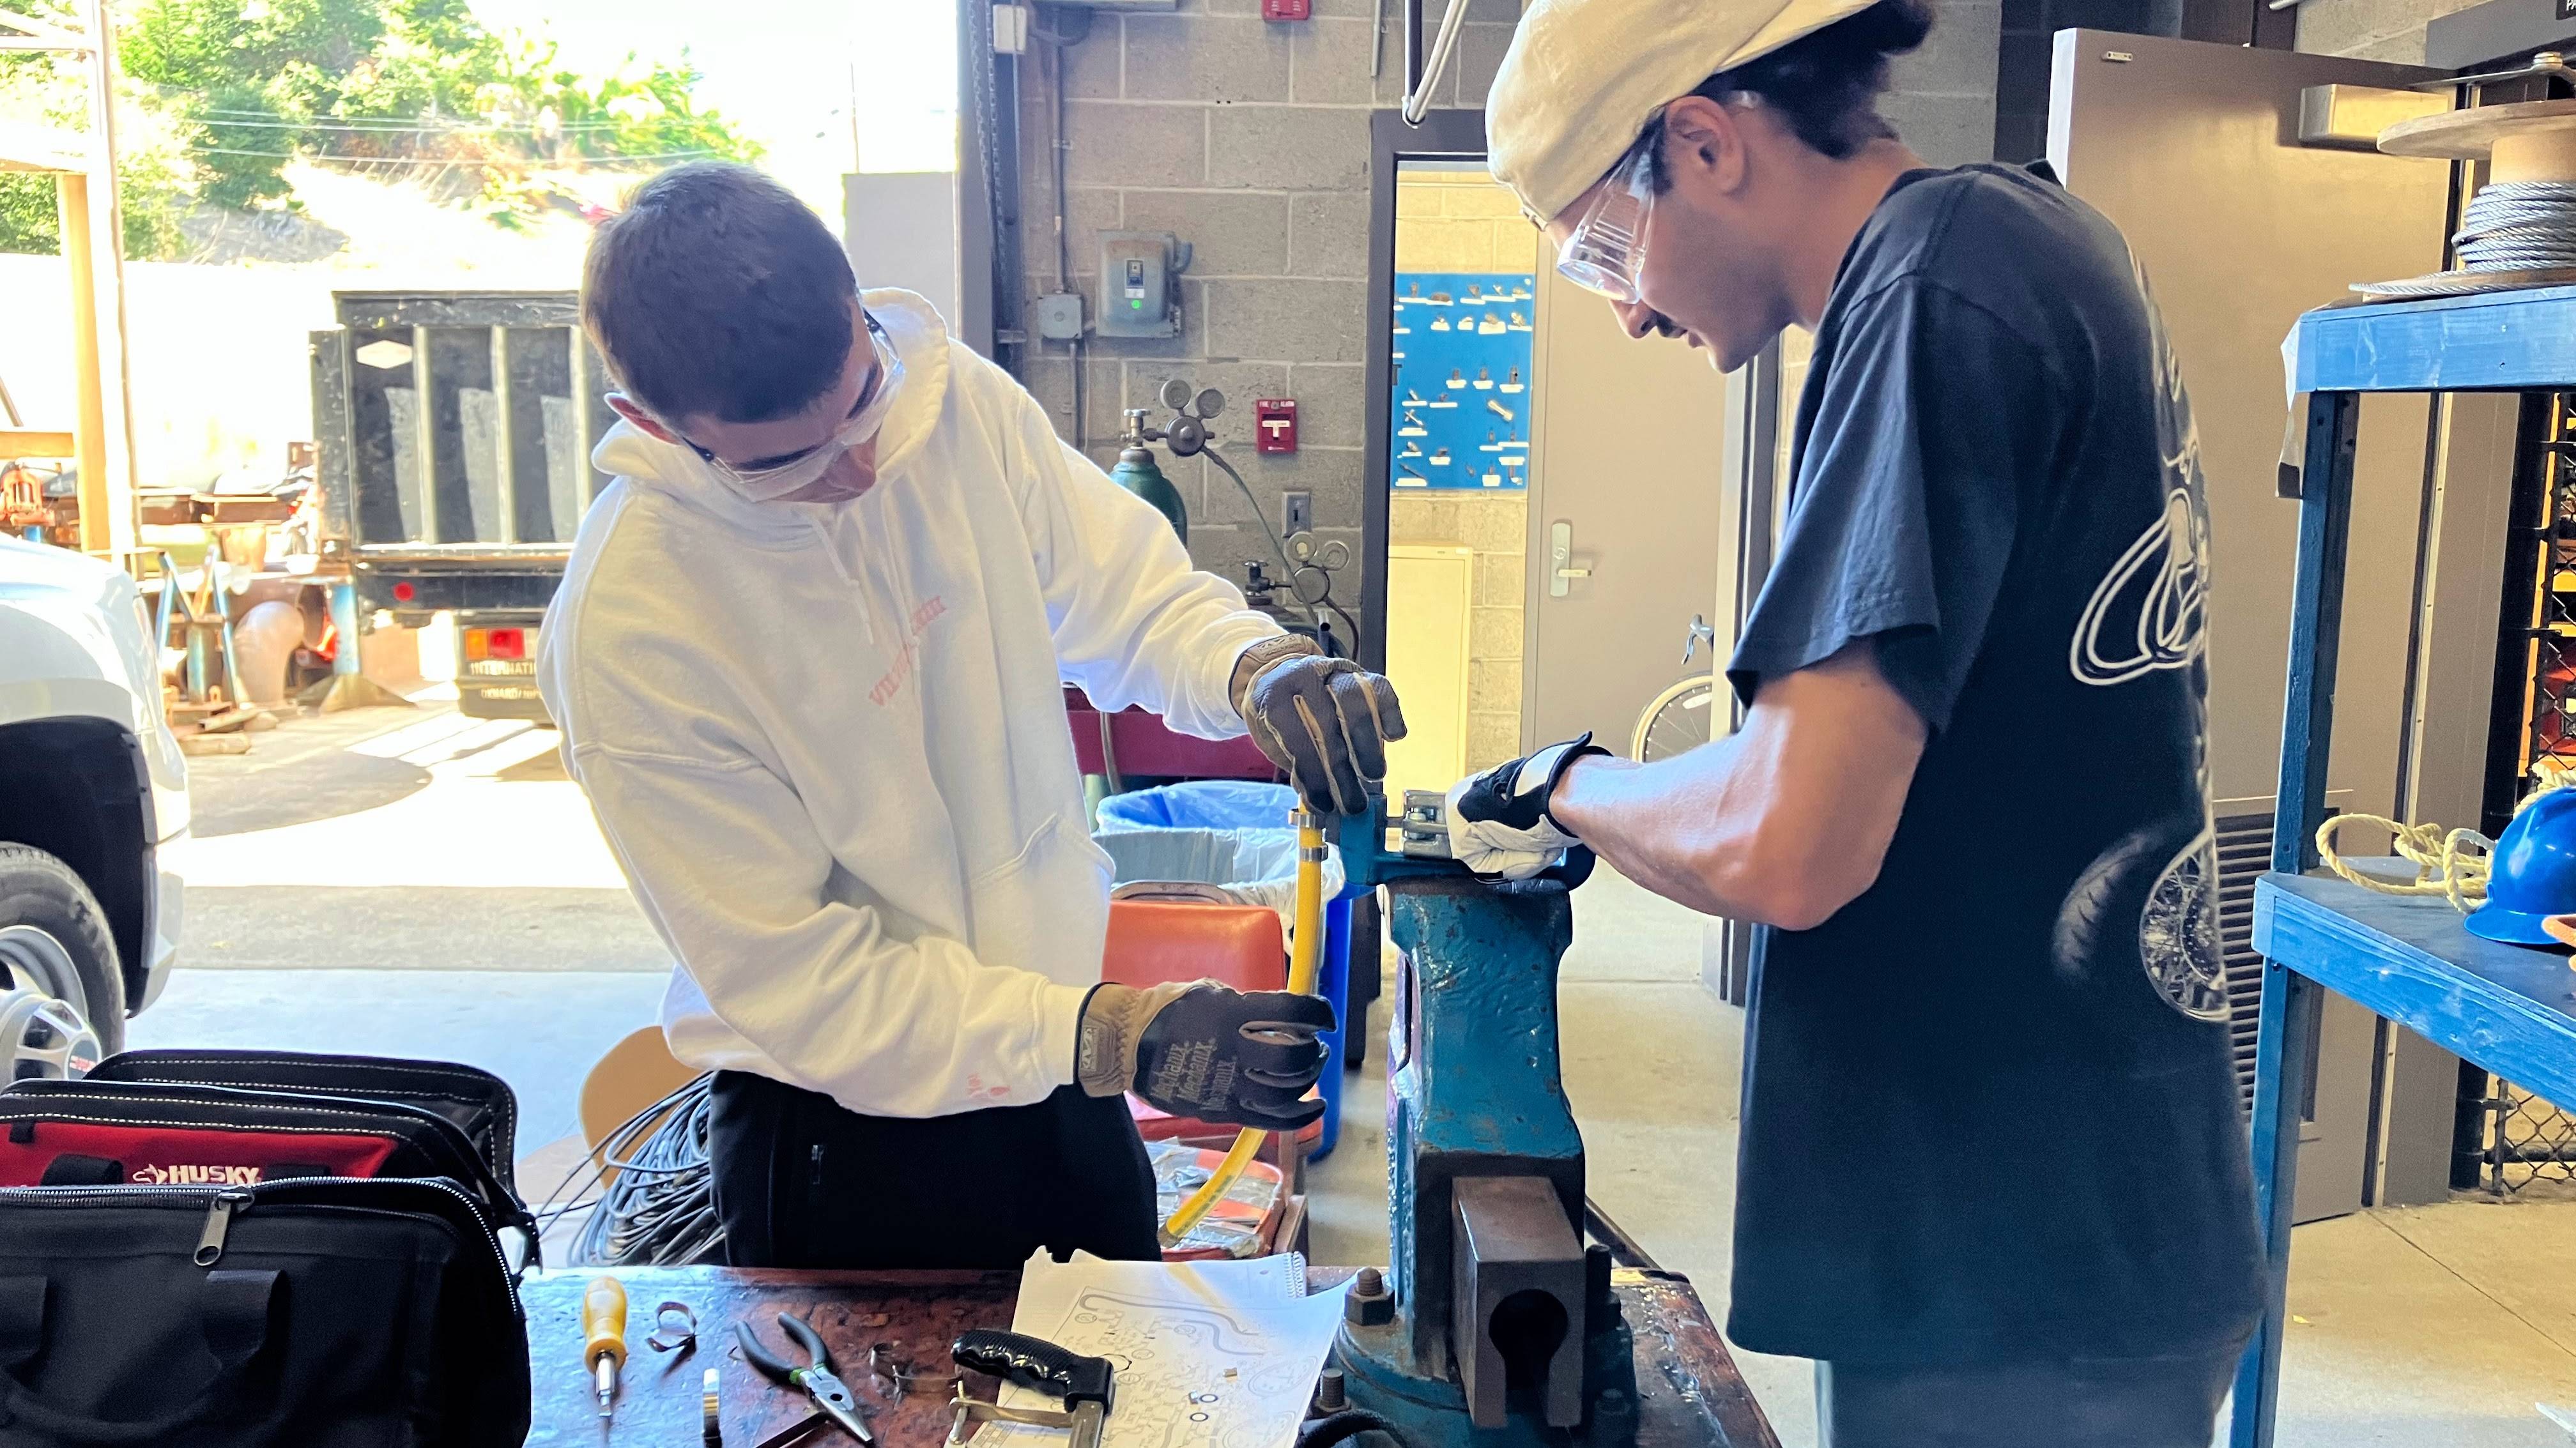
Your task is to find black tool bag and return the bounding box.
[0,1176,530,1447]
[83,1051,523,1196]
[3,1053,542,1261]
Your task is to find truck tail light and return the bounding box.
[463,627,528,662]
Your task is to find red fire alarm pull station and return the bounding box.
[1261,0,1311,17]
[1255,399,1298,454]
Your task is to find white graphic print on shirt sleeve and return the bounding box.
[2069,487,2207,686]
[2052,257,2228,1021]
[2070,255,2211,690]
[2053,815,2230,1022]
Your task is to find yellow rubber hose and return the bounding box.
[1162,816,1327,1244]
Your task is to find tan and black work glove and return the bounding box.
[1076,979,1335,1130]
[1231,634,1409,816]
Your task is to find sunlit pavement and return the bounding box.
[138,698,671,1175]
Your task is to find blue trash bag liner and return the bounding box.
[1094,779,1301,833]
[1092,827,1346,926]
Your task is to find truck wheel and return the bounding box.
[0,844,125,1077]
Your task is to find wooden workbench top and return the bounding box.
[522,1264,1777,1448]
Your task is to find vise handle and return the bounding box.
[951,1330,1116,1414]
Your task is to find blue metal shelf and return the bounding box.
[2253,871,2576,1110]
[2292,286,2576,394]
[2238,292,2576,1448]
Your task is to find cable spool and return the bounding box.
[2360,96,2576,300]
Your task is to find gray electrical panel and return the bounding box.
[1098,231,1186,339]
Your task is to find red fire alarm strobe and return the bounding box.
[1254,398,1298,454]
[1261,0,1310,18]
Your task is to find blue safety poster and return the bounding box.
[1390,271,1533,491]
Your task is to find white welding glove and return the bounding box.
[1443,733,1609,881]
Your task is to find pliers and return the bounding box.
[737,1313,875,1446]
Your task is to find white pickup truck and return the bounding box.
[0,535,188,1076]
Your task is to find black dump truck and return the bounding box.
[310,291,615,720]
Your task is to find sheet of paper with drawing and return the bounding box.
[981,1251,1350,1448]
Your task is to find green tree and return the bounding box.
[1,0,757,256]
[121,0,758,215]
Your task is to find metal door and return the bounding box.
[1523,243,1736,752]
[2048,32,2453,1221]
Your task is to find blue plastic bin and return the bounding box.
[1094,781,1356,1159]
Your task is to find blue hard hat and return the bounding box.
[2467,788,2576,947]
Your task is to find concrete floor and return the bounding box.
[152,701,2576,1447]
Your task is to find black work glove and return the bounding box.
[1445,733,1610,881]
[1232,634,1409,816]
[1075,979,1335,1130]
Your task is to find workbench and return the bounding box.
[521,1265,1778,1447]
[2239,284,2576,1447]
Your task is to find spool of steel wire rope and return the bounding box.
[2361,96,2576,300]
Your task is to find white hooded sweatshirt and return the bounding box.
[539,289,1282,1118]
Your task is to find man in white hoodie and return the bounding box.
[539,163,1405,1269]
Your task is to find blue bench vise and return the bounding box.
[1323,793,1639,1447]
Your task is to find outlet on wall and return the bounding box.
[1282,491,1312,535]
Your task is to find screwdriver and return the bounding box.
[584,1276,629,1421]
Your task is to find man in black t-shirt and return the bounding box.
[1450,0,2264,1443]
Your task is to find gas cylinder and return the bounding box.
[1110,409,1188,542]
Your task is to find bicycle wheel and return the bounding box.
[1631,674,1719,763]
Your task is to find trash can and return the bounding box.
[1095,782,1356,1159]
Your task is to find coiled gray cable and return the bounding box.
[531,1073,725,1267]
[2454,181,2576,273]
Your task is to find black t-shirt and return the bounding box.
[1722,164,2262,1366]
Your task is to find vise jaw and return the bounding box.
[1331,855,1635,1445]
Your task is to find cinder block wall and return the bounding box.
[1013,0,1997,590]
[1012,0,1524,591]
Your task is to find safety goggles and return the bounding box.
[1552,123,1662,305]
[653,310,903,503]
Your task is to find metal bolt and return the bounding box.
[1311,1368,1347,1413]
[1345,1267,1393,1326]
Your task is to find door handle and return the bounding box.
[1549,521,1591,598]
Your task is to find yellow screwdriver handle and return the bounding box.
[583,1276,629,1373]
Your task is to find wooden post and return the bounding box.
[54,169,115,556]
[79,0,136,560]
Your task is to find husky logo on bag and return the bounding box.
[132,1162,264,1185]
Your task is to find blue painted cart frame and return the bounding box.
[2239,285,2576,1447]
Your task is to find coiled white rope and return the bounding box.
[2314,767,2576,914]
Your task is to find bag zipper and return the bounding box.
[193,1187,255,1265]
[0,1177,524,1320]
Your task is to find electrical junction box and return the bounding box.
[1098,231,1186,339]
[1262,0,1312,17]
[1255,397,1298,454]
[1034,293,1084,340]
[991,3,1031,54]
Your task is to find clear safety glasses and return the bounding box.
[1554,125,1661,305]
[670,309,904,502]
